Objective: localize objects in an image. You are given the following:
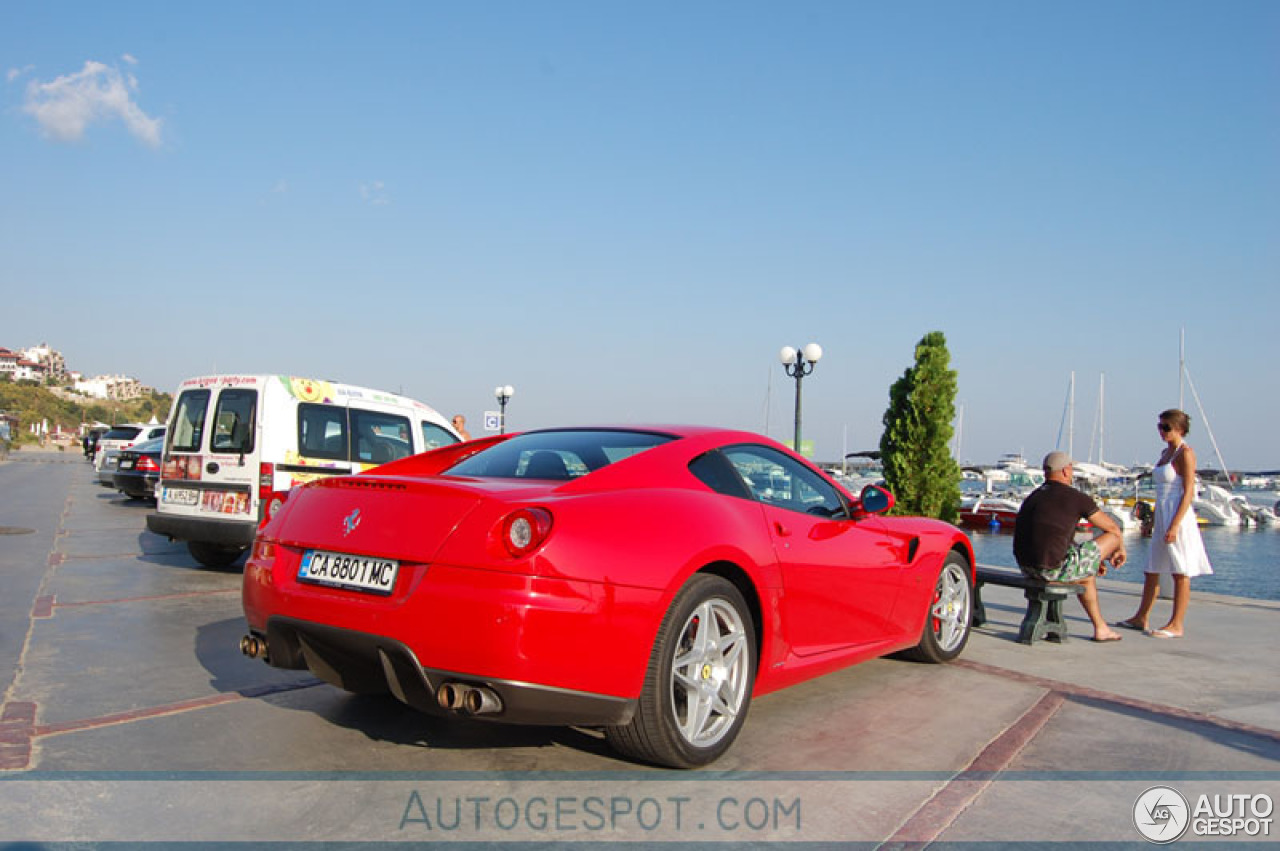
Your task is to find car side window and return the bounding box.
[298,404,347,461]
[350,408,413,464]
[688,451,753,500]
[723,445,847,517]
[421,421,460,451]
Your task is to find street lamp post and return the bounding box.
[779,343,822,455]
[494,385,515,434]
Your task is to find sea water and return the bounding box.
[968,525,1280,602]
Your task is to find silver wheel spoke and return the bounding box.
[669,594,750,748]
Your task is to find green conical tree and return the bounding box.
[879,331,961,523]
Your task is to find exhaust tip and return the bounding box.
[239,634,268,660]
[437,682,467,711]
[463,686,503,715]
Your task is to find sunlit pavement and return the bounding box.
[2,449,1277,845]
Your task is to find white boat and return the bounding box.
[1194,483,1243,526]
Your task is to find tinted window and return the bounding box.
[211,389,256,454]
[103,426,143,442]
[352,409,413,464]
[298,403,347,461]
[723,445,846,517]
[448,429,675,480]
[170,390,210,452]
[421,422,460,451]
[689,451,753,500]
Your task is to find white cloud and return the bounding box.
[7,65,34,84]
[359,180,390,206]
[271,179,289,194]
[22,59,162,147]
[121,53,139,65]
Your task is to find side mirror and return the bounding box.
[859,484,895,515]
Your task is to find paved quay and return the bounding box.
[0,448,1277,846]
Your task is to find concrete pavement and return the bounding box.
[1,448,1277,845]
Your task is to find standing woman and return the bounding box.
[1116,409,1213,637]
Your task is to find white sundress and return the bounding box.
[1147,445,1214,577]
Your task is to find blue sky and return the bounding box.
[3,2,1277,468]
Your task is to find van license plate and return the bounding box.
[162,487,199,506]
[299,550,399,595]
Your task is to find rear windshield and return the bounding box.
[446,429,675,481]
[102,427,143,441]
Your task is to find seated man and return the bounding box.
[1013,452,1128,642]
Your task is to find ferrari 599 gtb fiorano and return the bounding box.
[241,426,974,768]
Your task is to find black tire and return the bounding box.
[188,541,247,569]
[906,551,973,663]
[606,574,756,769]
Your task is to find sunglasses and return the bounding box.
[1157,423,1173,433]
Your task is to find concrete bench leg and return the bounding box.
[1017,590,1071,645]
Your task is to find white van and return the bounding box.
[147,375,461,568]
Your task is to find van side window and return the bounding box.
[211,389,257,454]
[170,390,210,453]
[421,422,460,451]
[298,404,347,461]
[351,409,413,464]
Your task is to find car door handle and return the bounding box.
[774,522,792,537]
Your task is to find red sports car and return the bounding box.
[241,426,974,768]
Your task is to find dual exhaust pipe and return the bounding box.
[240,634,269,661]
[239,633,503,717]
[437,682,503,716]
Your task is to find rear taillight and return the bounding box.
[500,508,553,557]
[136,456,161,472]
[259,462,275,499]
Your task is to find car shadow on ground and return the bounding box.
[192,616,617,761]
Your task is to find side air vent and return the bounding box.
[907,537,920,562]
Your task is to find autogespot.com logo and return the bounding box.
[1134,786,1190,844]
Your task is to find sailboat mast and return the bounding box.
[1099,373,1105,466]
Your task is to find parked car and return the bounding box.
[241,426,975,768]
[95,423,167,486]
[112,436,165,500]
[148,374,461,569]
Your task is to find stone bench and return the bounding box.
[972,566,1084,645]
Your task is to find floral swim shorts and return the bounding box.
[1027,540,1103,583]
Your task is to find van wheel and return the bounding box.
[188,542,247,569]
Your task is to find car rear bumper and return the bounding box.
[243,552,667,712]
[114,471,158,498]
[147,512,257,547]
[257,616,637,727]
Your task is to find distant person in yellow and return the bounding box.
[1116,409,1213,638]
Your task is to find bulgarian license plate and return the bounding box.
[162,486,199,506]
[299,549,399,595]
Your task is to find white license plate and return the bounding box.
[299,550,399,595]
[162,486,199,506]
[118,458,136,470]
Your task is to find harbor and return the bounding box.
[1,449,1277,846]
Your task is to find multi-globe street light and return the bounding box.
[494,385,515,434]
[779,343,822,455]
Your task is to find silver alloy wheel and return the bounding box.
[669,597,751,748]
[931,561,971,653]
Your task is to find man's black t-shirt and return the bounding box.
[1013,481,1099,570]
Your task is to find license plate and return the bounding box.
[119,458,136,470]
[299,549,399,595]
[162,486,199,506]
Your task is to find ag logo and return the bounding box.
[1134,785,1190,843]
